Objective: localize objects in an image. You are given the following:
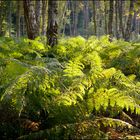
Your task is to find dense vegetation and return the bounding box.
[1,0,140,139]
[0,36,140,139]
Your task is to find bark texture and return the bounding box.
[24,0,39,39]
[124,0,134,41]
[42,0,47,36]
[16,1,20,38]
[108,0,114,41]
[118,0,124,38]
[93,0,97,35]
[47,0,58,47]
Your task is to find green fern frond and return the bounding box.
[87,87,140,115]
[63,60,84,78]
[1,66,51,113]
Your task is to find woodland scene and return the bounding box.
[0,0,140,139]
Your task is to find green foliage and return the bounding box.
[18,120,108,140]
[1,36,140,139]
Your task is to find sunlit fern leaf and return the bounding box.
[1,66,51,114]
[0,59,29,88]
[102,68,116,78]
[87,88,140,115]
[64,60,84,78]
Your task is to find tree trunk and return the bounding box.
[72,1,78,36]
[16,1,20,38]
[47,0,58,47]
[132,11,137,32]
[93,0,97,36]
[35,0,41,35]
[118,0,124,38]
[21,16,25,36]
[83,0,89,37]
[104,0,108,35]
[0,2,3,36]
[108,0,114,41]
[42,0,47,36]
[23,0,39,39]
[8,1,12,37]
[67,0,72,36]
[124,0,134,41]
[96,0,101,37]
[115,0,119,39]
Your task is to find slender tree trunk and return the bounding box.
[73,1,78,36]
[21,16,25,36]
[108,0,114,41]
[47,0,58,47]
[0,3,3,36]
[8,1,12,37]
[69,0,78,36]
[83,0,89,37]
[115,0,119,39]
[118,0,124,38]
[93,0,97,36]
[124,0,134,41]
[104,0,108,35]
[57,1,67,35]
[16,1,20,38]
[42,0,47,36]
[61,1,68,36]
[35,0,41,35]
[132,11,136,32]
[24,0,38,39]
[136,9,140,38]
[96,0,101,37]
[67,0,72,36]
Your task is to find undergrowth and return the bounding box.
[0,36,140,139]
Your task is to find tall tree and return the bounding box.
[104,0,108,35]
[124,0,134,41]
[118,0,125,38]
[35,0,41,35]
[92,0,97,36]
[108,0,114,41]
[0,1,4,36]
[23,0,40,39]
[115,0,119,39]
[42,0,47,36]
[83,0,89,37]
[8,1,12,37]
[47,0,58,47]
[16,1,21,38]
[70,0,78,36]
